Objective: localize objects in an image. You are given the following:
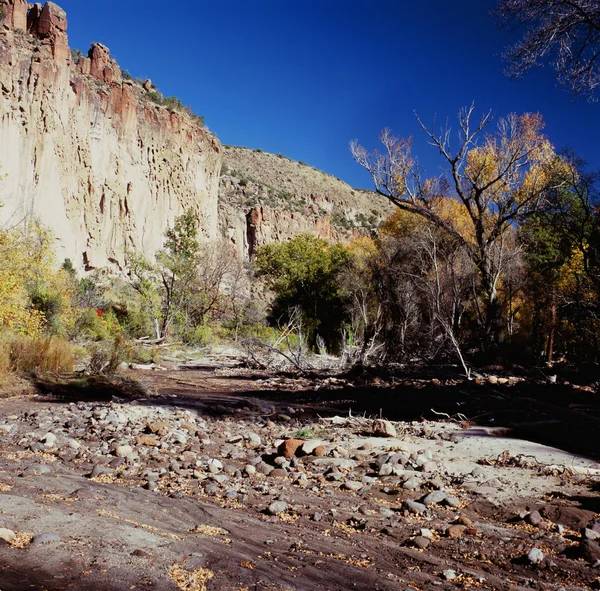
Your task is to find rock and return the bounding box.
[278,439,304,459]
[143,79,152,91]
[313,445,327,457]
[413,536,430,549]
[343,480,363,492]
[442,569,457,581]
[471,466,486,478]
[21,464,51,477]
[269,469,288,478]
[244,465,256,476]
[90,465,112,478]
[207,459,223,474]
[446,525,467,538]
[378,463,393,476]
[372,419,397,438]
[581,539,600,563]
[583,528,600,541]
[256,462,273,476]
[267,501,288,515]
[301,440,324,455]
[32,532,61,544]
[404,500,427,515]
[527,547,545,564]
[402,476,421,490]
[136,435,158,447]
[146,421,170,436]
[246,432,261,446]
[422,491,447,506]
[40,432,57,447]
[526,510,543,526]
[419,461,438,473]
[114,444,133,458]
[0,528,16,543]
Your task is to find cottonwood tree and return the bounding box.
[351,106,560,349]
[496,0,600,100]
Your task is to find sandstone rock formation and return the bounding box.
[0,0,221,271]
[219,147,394,260]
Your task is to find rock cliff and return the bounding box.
[0,0,221,271]
[219,147,393,260]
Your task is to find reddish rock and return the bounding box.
[136,435,158,447]
[446,525,467,539]
[146,421,170,436]
[372,419,397,438]
[313,445,327,457]
[278,438,304,459]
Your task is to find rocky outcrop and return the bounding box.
[219,147,393,260]
[0,1,221,271]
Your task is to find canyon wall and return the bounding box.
[0,1,221,271]
[219,147,393,260]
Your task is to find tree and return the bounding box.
[496,0,600,100]
[255,234,351,351]
[351,107,560,349]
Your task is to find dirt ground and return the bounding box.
[1,363,600,591]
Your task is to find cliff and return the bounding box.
[0,1,221,271]
[219,147,393,260]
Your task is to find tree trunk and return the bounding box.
[547,291,557,363]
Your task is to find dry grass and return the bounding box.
[168,563,214,591]
[0,332,75,377]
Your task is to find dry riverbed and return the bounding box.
[1,362,600,590]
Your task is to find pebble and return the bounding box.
[422,491,446,506]
[207,459,223,473]
[402,477,421,490]
[526,510,543,526]
[0,528,16,543]
[413,536,430,549]
[527,547,545,564]
[442,569,457,581]
[32,532,61,544]
[343,480,363,492]
[267,501,288,515]
[372,419,397,438]
[404,500,427,515]
[114,444,133,458]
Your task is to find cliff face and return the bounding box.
[0,1,221,271]
[219,147,393,260]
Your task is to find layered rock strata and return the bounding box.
[0,0,221,271]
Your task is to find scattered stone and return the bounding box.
[446,525,467,538]
[581,539,600,563]
[413,536,430,549]
[269,469,288,478]
[527,547,545,564]
[343,480,363,492]
[40,432,57,447]
[442,569,457,581]
[267,501,288,515]
[136,435,158,447]
[32,532,61,544]
[422,491,446,506]
[313,445,327,457]
[403,476,421,490]
[114,444,133,458]
[404,500,427,515]
[0,528,16,543]
[372,419,397,438]
[207,459,223,474]
[526,510,543,526]
[278,439,304,459]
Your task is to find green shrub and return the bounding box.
[0,6,6,21]
[191,324,215,347]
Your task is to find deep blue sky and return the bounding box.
[57,0,598,188]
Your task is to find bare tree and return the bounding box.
[351,106,559,348]
[496,0,600,100]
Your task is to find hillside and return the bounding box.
[219,147,394,259]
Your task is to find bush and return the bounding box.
[190,325,215,348]
[0,332,76,374]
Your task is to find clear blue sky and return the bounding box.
[57,0,599,188]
